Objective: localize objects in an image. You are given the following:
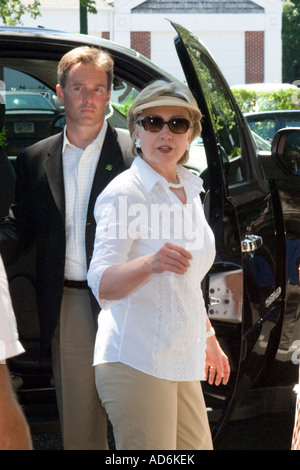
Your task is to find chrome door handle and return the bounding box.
[241,234,263,253]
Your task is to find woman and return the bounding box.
[0,254,32,449]
[87,80,230,450]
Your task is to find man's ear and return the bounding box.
[56,84,64,104]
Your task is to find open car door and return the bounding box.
[172,23,286,444]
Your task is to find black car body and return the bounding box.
[0,24,299,447]
[4,90,62,156]
[245,110,300,143]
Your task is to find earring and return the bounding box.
[135,137,141,149]
[186,142,191,151]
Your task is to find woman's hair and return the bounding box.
[127,79,202,164]
[57,46,114,90]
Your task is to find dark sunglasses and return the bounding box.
[136,116,191,134]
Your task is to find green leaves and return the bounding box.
[80,0,97,15]
[282,0,300,81]
[0,1,98,26]
[232,88,300,113]
[0,0,41,26]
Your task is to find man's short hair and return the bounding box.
[57,46,114,90]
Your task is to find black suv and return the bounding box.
[0,23,299,447]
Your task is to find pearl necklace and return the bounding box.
[168,169,184,189]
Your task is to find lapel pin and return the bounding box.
[105,163,113,171]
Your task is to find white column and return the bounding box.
[264,12,282,83]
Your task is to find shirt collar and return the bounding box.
[62,119,108,153]
[131,156,204,194]
[177,163,204,193]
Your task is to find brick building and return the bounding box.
[17,0,282,85]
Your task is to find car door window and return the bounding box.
[110,78,138,115]
[284,115,300,128]
[175,38,245,185]
[0,66,136,158]
[1,67,60,157]
[247,117,276,142]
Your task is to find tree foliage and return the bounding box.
[232,88,300,113]
[282,0,300,81]
[0,0,41,26]
[80,0,97,15]
[0,1,98,26]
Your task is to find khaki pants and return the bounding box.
[52,287,108,450]
[95,362,213,450]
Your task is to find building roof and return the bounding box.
[132,0,264,14]
[24,0,113,10]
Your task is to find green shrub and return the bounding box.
[231,88,300,113]
[113,94,135,116]
[0,127,7,149]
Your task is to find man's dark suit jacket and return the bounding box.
[0,123,126,355]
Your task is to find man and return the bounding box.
[0,46,126,449]
[0,255,32,450]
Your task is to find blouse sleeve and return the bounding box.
[0,256,24,362]
[87,192,136,309]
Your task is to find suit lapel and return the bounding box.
[43,133,65,224]
[85,124,125,274]
[43,125,124,238]
[87,123,124,218]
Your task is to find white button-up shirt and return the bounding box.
[0,255,24,363]
[88,156,216,381]
[62,121,107,281]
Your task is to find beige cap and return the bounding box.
[133,95,202,122]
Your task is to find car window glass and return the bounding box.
[109,78,139,129]
[284,116,300,128]
[5,93,56,110]
[183,44,244,184]
[0,67,59,157]
[110,78,138,115]
[0,67,137,158]
[247,118,276,142]
[0,62,206,177]
[185,136,207,176]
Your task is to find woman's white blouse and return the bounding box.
[88,156,216,381]
[0,255,24,363]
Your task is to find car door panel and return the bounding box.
[259,133,300,390]
[172,22,284,438]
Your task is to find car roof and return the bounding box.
[244,110,300,117]
[0,25,149,60]
[0,26,173,90]
[0,25,136,54]
[5,90,49,94]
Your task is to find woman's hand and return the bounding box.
[205,335,230,386]
[99,242,192,301]
[150,242,192,275]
